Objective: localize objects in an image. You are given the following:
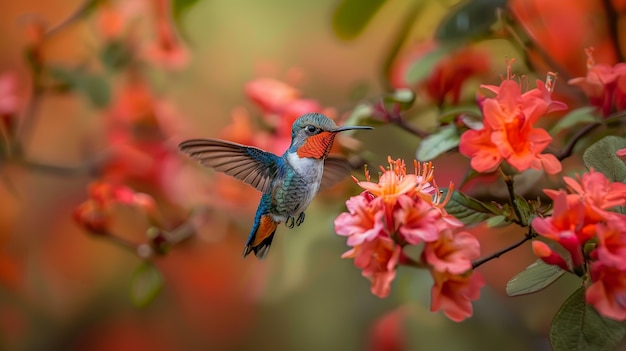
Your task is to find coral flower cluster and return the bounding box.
[532,168,626,320]
[569,48,626,117]
[459,60,568,174]
[334,157,484,322]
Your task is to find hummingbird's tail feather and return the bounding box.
[242,214,279,260]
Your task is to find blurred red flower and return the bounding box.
[569,48,626,117]
[390,39,490,106]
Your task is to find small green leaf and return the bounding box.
[172,0,204,22]
[383,89,416,110]
[404,43,454,85]
[416,125,460,161]
[550,287,626,351]
[439,104,482,124]
[47,66,111,108]
[435,0,507,41]
[79,74,111,108]
[443,189,500,225]
[583,136,626,183]
[514,194,531,225]
[550,107,599,135]
[332,0,386,40]
[100,40,133,71]
[506,259,565,296]
[344,103,374,126]
[486,214,507,227]
[130,261,163,308]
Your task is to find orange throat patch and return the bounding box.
[296,132,337,159]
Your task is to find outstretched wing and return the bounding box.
[320,156,354,190]
[179,138,282,193]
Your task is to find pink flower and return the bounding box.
[334,192,385,246]
[0,72,19,133]
[562,169,626,222]
[393,195,441,244]
[245,78,300,114]
[586,263,626,321]
[532,241,570,271]
[594,217,626,271]
[341,236,401,298]
[569,48,626,117]
[423,230,481,275]
[430,270,485,322]
[142,0,189,69]
[532,190,586,270]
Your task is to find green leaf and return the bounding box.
[506,259,565,296]
[383,89,416,110]
[583,136,626,183]
[172,0,204,22]
[550,107,599,135]
[550,287,626,351]
[47,66,111,108]
[435,0,507,41]
[129,261,163,308]
[514,194,531,225]
[438,104,482,124]
[332,0,386,40]
[486,214,507,227]
[443,189,500,225]
[404,43,454,85]
[416,125,460,161]
[100,40,133,71]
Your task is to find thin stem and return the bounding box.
[44,0,98,38]
[500,169,524,226]
[392,117,430,139]
[472,227,536,269]
[16,156,105,176]
[553,122,602,161]
[163,207,209,245]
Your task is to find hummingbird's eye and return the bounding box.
[305,125,318,134]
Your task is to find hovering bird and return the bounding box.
[179,113,373,259]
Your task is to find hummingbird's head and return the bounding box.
[287,113,373,159]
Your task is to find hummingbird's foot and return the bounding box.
[296,212,305,226]
[286,216,295,229]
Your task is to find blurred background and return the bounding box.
[0,0,622,350]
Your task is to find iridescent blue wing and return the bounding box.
[179,138,282,194]
[320,156,353,190]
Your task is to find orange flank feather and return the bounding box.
[296,132,337,159]
[253,215,279,246]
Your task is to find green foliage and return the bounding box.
[506,259,565,297]
[434,0,506,41]
[47,66,111,108]
[172,0,204,22]
[583,136,626,183]
[443,189,500,225]
[550,287,626,351]
[100,41,133,72]
[384,89,416,111]
[129,261,163,308]
[485,214,507,227]
[549,107,599,135]
[404,43,454,85]
[331,0,386,40]
[415,125,459,161]
[438,104,482,124]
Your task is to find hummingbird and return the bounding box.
[179,113,373,259]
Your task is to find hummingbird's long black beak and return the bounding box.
[332,125,374,133]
